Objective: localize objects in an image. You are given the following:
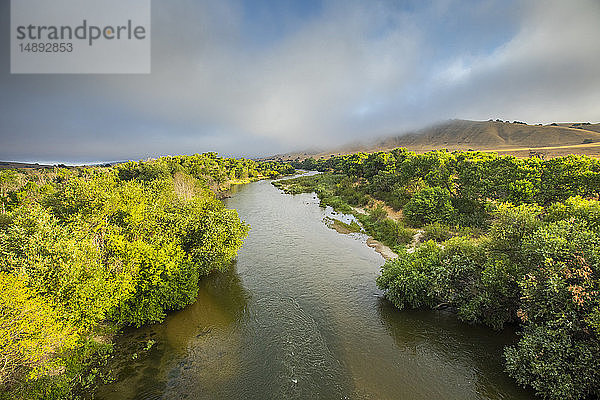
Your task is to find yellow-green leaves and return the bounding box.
[0,153,267,397]
[0,273,78,387]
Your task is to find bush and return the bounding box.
[356,212,414,252]
[403,187,455,226]
[0,273,78,390]
[504,222,600,399]
[369,205,387,221]
[0,154,255,398]
[290,149,600,400]
[488,202,543,261]
[505,323,600,400]
[422,222,453,242]
[450,197,488,227]
[545,196,600,228]
[376,242,441,310]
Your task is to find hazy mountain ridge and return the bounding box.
[377,120,600,151]
[266,119,600,161]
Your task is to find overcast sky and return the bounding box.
[1,0,600,163]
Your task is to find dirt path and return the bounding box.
[350,203,405,260]
[406,230,424,254]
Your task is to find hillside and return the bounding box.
[269,119,600,161]
[0,161,55,169]
[374,119,600,151]
[555,122,600,133]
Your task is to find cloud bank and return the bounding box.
[1,0,599,163]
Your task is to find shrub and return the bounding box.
[505,323,600,400]
[0,155,254,398]
[403,187,454,226]
[422,222,453,242]
[0,273,78,389]
[377,242,441,310]
[488,202,543,261]
[369,205,387,221]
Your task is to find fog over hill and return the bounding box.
[267,119,600,161]
[1,0,600,163]
[374,120,600,151]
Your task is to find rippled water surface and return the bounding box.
[97,178,534,400]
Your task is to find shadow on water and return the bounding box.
[375,298,535,400]
[97,177,536,400]
[95,264,249,400]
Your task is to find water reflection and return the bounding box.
[376,298,533,400]
[163,262,249,350]
[98,177,534,400]
[96,265,248,400]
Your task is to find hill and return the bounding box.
[0,161,54,169]
[374,119,600,151]
[268,119,600,161]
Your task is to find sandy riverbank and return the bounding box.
[366,237,398,260]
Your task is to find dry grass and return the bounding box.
[269,119,600,161]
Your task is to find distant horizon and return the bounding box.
[3,117,600,166]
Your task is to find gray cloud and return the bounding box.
[0,0,599,163]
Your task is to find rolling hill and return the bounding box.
[269,119,600,161]
[373,120,600,151]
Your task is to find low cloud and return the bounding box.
[1,0,599,162]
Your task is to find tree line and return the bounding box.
[289,149,600,400]
[0,153,293,399]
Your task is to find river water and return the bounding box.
[96,178,533,400]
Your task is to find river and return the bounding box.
[96,177,534,400]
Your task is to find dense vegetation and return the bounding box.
[0,153,293,399]
[272,173,416,253]
[282,149,600,400]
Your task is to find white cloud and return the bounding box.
[427,0,600,123]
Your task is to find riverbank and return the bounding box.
[287,151,600,400]
[272,174,415,260]
[94,174,531,400]
[324,211,398,260]
[0,155,294,400]
[366,237,397,260]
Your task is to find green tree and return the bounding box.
[403,186,454,226]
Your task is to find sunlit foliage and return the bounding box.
[291,149,600,399]
[0,153,292,399]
